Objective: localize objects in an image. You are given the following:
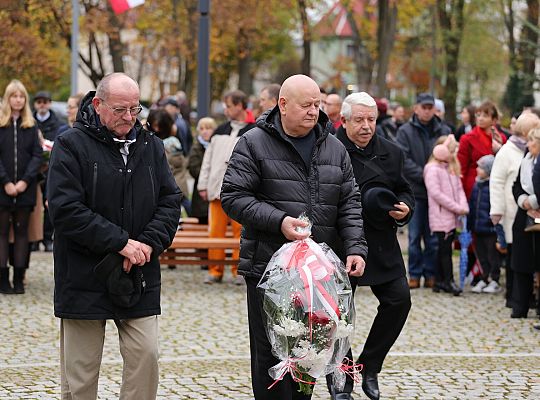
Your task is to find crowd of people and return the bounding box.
[1,72,539,400]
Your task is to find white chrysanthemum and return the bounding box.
[335,319,354,339]
[296,346,332,372]
[273,318,307,337]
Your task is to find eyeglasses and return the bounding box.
[99,99,142,116]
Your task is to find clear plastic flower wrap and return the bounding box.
[257,214,357,394]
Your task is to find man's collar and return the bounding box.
[35,111,51,122]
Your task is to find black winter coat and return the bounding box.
[511,168,540,274]
[187,139,209,220]
[34,110,62,141]
[396,114,452,200]
[336,127,414,286]
[48,93,182,319]
[221,107,367,279]
[468,180,495,234]
[0,118,42,208]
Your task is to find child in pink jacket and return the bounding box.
[424,135,469,296]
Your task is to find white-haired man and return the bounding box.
[328,92,414,400]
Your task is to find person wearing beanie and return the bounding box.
[469,154,501,293]
[424,135,468,296]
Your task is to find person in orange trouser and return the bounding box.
[197,90,256,284]
[208,199,242,282]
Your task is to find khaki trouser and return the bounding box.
[60,316,159,400]
[208,199,242,278]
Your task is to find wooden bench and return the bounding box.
[160,226,240,267]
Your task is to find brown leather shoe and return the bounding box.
[408,278,420,289]
[424,277,435,288]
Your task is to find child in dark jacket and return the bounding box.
[469,155,501,293]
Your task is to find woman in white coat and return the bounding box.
[490,112,540,307]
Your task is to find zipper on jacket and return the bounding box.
[148,166,156,207]
[92,162,98,208]
[13,119,18,205]
[13,119,18,181]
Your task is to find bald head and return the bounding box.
[280,75,320,100]
[95,73,139,101]
[92,73,141,139]
[278,75,321,137]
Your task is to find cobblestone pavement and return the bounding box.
[1,251,539,399]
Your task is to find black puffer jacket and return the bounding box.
[396,114,452,199]
[48,92,181,319]
[221,107,367,279]
[0,118,42,208]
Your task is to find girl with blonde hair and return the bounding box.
[0,79,42,294]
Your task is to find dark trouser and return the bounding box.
[512,271,534,316]
[434,230,456,285]
[476,233,500,282]
[505,244,514,305]
[0,208,31,269]
[328,276,411,394]
[246,278,312,400]
[407,198,438,279]
[43,205,54,243]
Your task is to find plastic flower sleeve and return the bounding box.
[257,217,356,395]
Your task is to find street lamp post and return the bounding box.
[197,0,210,119]
[71,0,79,95]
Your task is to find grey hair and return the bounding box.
[95,73,139,100]
[341,92,377,120]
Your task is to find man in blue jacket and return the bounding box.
[48,73,181,399]
[396,93,451,289]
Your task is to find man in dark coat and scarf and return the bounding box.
[47,73,181,399]
[329,91,414,400]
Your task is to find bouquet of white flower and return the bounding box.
[257,216,358,395]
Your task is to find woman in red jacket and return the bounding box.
[458,101,507,200]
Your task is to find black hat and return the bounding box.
[34,91,52,101]
[361,183,399,228]
[163,97,179,108]
[416,93,435,106]
[94,253,146,308]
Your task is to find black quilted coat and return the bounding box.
[221,107,367,279]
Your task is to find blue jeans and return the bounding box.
[408,198,438,279]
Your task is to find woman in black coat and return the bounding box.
[511,127,540,318]
[0,80,42,294]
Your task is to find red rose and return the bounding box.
[310,310,330,325]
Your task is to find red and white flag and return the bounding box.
[109,0,145,14]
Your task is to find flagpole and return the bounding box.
[197,0,210,118]
[71,0,79,95]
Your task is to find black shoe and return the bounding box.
[43,241,53,252]
[0,268,13,294]
[533,322,540,330]
[361,371,380,400]
[511,310,528,318]
[334,394,353,400]
[448,281,462,296]
[13,268,25,294]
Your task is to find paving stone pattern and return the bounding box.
[0,252,539,399]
